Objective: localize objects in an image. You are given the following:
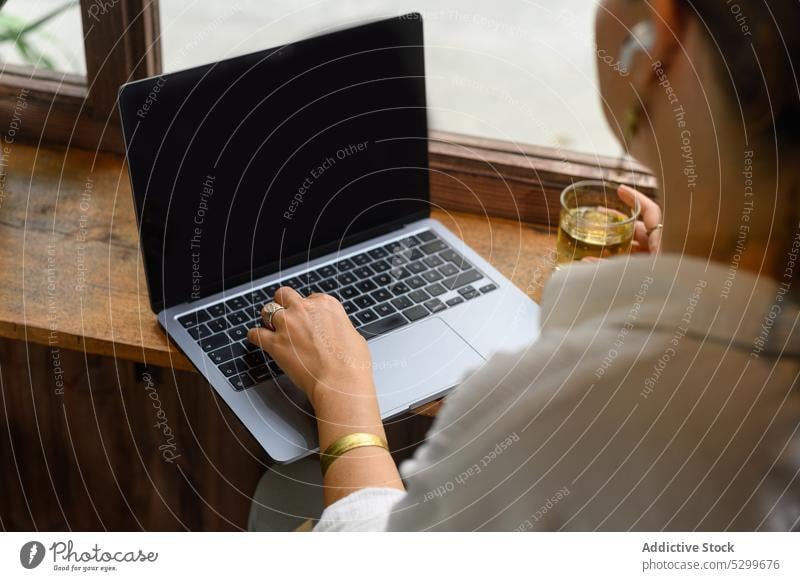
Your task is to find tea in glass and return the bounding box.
[556,181,639,266]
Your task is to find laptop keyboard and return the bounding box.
[175,230,497,392]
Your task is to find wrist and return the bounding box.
[311,375,382,433]
[309,370,374,408]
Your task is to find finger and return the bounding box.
[633,220,650,250]
[618,185,661,230]
[273,286,304,307]
[248,327,277,353]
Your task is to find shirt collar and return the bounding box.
[540,253,800,358]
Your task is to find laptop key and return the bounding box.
[356,280,377,293]
[335,259,355,271]
[353,266,374,279]
[446,296,465,307]
[408,289,430,304]
[371,260,391,272]
[245,304,264,319]
[250,364,276,382]
[480,283,497,294]
[385,241,405,254]
[403,305,429,322]
[406,275,426,289]
[374,302,396,317]
[416,231,437,242]
[367,247,389,260]
[243,351,269,368]
[342,300,358,314]
[228,325,249,342]
[420,240,447,255]
[462,288,480,300]
[225,296,249,310]
[426,283,447,297]
[340,286,359,300]
[438,263,459,277]
[209,342,249,364]
[206,303,226,318]
[356,309,378,324]
[422,270,443,283]
[372,273,392,286]
[227,311,250,326]
[424,298,447,313]
[357,313,408,340]
[218,357,248,377]
[247,289,269,304]
[389,282,410,296]
[440,250,472,270]
[391,295,413,310]
[354,295,376,309]
[318,279,338,292]
[423,255,444,268]
[371,289,392,303]
[317,265,337,279]
[187,324,211,340]
[352,253,371,266]
[229,373,254,391]
[389,267,410,280]
[200,333,229,352]
[282,277,302,289]
[207,318,229,333]
[403,248,425,261]
[400,236,420,248]
[407,261,426,274]
[337,272,357,286]
[178,311,210,328]
[303,271,321,284]
[441,269,483,291]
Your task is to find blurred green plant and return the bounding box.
[0,0,79,70]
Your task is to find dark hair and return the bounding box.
[681,1,800,144]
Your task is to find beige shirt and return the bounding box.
[316,254,800,531]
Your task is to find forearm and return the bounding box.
[313,382,404,506]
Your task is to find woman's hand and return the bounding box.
[617,184,663,254]
[247,287,374,407]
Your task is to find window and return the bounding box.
[158,0,619,156]
[0,0,85,74]
[0,0,649,224]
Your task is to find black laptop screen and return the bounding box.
[120,16,429,312]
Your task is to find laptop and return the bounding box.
[119,14,540,463]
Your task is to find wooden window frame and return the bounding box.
[0,2,654,224]
[0,0,161,153]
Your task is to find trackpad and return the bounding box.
[369,317,485,417]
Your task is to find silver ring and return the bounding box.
[263,302,286,331]
[646,223,664,235]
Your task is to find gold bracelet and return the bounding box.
[319,432,389,476]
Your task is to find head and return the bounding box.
[594,0,800,278]
[595,0,800,164]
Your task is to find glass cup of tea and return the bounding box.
[556,180,640,267]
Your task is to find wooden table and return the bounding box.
[0,141,557,530]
